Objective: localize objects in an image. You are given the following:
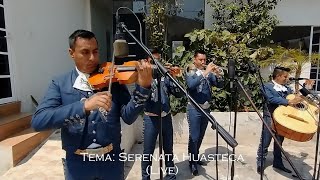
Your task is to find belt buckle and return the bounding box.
[161,111,169,117]
[86,148,103,156]
[106,144,113,153]
[201,101,210,109]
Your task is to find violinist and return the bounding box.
[31,29,153,180]
[141,48,183,180]
[185,50,224,176]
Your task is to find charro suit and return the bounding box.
[185,70,223,167]
[256,81,293,168]
[141,77,183,180]
[31,69,150,180]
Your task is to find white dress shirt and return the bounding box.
[272,80,288,92]
[73,67,93,92]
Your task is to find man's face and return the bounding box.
[276,71,289,85]
[194,53,206,70]
[69,37,99,74]
[147,53,161,63]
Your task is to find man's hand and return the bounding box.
[84,91,112,113]
[288,95,303,105]
[164,62,172,69]
[304,79,315,90]
[203,62,215,77]
[212,65,223,77]
[164,63,181,77]
[136,60,153,88]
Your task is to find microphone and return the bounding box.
[289,77,308,81]
[228,59,235,80]
[300,87,319,105]
[113,14,129,58]
[247,61,258,73]
[228,59,235,90]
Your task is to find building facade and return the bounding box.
[1,0,143,160]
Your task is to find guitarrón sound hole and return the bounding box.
[295,103,306,110]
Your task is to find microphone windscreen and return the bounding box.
[228,59,235,79]
[300,87,310,97]
[113,39,129,58]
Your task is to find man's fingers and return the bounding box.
[145,61,152,74]
[140,59,148,69]
[137,60,145,72]
[138,60,152,75]
[97,99,112,111]
[97,91,111,95]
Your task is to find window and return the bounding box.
[0,2,14,102]
[310,27,320,92]
[271,26,320,93]
[0,5,5,29]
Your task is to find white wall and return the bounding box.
[4,0,90,112]
[273,0,320,26]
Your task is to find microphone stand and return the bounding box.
[228,60,238,180]
[156,68,164,179]
[257,71,267,180]
[295,81,320,180]
[119,21,238,179]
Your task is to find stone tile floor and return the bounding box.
[1,113,317,180]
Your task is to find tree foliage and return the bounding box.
[259,45,320,92]
[144,0,282,114]
[169,0,280,113]
[208,0,279,47]
[144,0,182,61]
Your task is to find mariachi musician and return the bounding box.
[141,48,184,180]
[256,66,303,174]
[31,29,153,180]
[185,50,224,175]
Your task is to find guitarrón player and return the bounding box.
[256,66,302,174]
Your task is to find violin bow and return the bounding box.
[108,50,116,93]
[98,50,115,119]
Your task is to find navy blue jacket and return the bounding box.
[261,82,293,116]
[31,69,150,153]
[185,71,224,104]
[145,77,184,114]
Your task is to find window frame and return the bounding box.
[0,3,15,104]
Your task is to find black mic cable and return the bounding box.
[115,7,144,56]
[289,77,308,81]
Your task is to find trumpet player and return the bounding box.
[185,50,224,176]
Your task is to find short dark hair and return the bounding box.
[149,48,161,55]
[147,48,161,59]
[272,66,290,79]
[69,30,96,49]
[194,50,206,58]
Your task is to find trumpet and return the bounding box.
[203,64,225,76]
[186,63,226,75]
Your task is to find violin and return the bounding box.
[88,60,182,90]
